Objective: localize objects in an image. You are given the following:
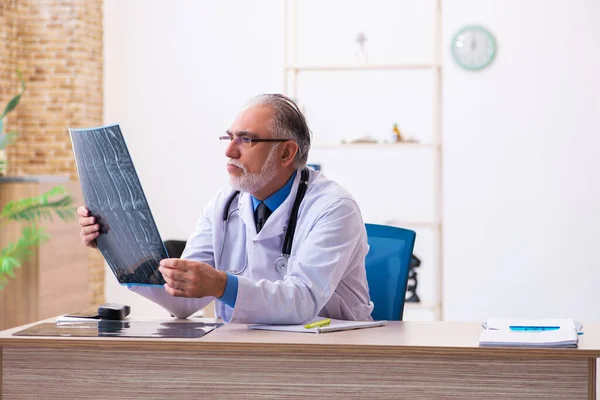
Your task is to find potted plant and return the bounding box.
[0,70,76,288]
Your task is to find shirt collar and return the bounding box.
[251,170,297,212]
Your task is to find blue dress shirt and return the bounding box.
[218,171,297,308]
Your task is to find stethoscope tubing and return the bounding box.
[220,168,309,276]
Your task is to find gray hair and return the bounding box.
[247,94,311,169]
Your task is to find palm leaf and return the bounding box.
[0,257,19,276]
[0,225,48,288]
[0,131,17,150]
[1,93,22,120]
[16,68,25,92]
[0,69,26,120]
[1,186,76,222]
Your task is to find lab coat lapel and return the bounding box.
[255,203,290,241]
[238,193,258,236]
[239,192,287,240]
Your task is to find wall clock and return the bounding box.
[451,25,496,71]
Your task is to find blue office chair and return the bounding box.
[364,223,416,321]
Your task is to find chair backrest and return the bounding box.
[364,223,416,321]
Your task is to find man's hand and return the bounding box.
[78,206,99,248]
[159,259,228,299]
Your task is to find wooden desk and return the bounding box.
[1,320,598,399]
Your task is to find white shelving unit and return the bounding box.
[283,0,443,320]
[312,142,439,149]
[286,64,433,71]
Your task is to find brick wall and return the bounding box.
[0,1,18,107]
[0,0,105,306]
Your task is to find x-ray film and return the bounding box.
[14,321,221,338]
[69,124,167,286]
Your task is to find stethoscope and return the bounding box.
[219,167,309,276]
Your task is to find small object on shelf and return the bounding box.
[354,31,368,65]
[391,124,421,144]
[401,138,420,144]
[392,123,404,142]
[405,254,421,303]
[341,135,378,145]
[342,138,377,144]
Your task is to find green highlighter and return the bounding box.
[304,318,331,329]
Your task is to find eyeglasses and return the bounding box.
[219,135,289,149]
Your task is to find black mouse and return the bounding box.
[98,303,131,320]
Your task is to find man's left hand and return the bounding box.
[158,259,227,298]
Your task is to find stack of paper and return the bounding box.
[248,318,387,334]
[479,318,579,348]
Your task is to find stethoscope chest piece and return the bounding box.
[274,255,289,276]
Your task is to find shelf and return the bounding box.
[286,64,436,72]
[312,142,439,150]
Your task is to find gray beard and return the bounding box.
[229,148,279,193]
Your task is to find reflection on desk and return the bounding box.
[12,320,222,339]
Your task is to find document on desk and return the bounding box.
[479,317,579,348]
[248,319,387,334]
[479,329,578,348]
[484,317,581,332]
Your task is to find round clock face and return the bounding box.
[451,25,496,71]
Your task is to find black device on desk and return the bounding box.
[98,303,131,320]
[64,303,131,321]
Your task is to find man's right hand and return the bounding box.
[78,206,100,248]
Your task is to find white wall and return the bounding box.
[103,0,284,315]
[443,0,600,321]
[104,0,600,321]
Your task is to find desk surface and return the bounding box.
[2,319,600,358]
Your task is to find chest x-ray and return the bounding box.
[69,124,167,286]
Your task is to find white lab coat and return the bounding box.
[131,169,373,324]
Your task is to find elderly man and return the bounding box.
[78,94,373,324]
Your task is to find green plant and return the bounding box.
[0,70,76,288]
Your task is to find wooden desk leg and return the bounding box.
[588,358,596,400]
